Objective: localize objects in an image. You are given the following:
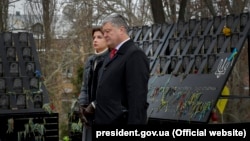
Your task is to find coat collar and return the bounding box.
[115,39,133,56]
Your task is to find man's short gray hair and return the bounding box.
[102,13,129,33]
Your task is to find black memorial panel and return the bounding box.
[0,32,50,113]
[130,13,250,123]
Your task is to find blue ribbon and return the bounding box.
[227,48,238,61]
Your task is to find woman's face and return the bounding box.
[92,30,107,53]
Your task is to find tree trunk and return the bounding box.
[150,0,165,24]
[178,0,188,21]
[0,0,8,32]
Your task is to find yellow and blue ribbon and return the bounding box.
[227,48,238,61]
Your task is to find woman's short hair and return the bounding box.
[92,26,103,36]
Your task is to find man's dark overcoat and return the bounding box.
[94,39,150,124]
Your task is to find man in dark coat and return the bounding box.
[93,13,150,125]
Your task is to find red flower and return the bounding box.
[211,111,218,122]
[50,103,55,110]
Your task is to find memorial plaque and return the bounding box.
[16,94,26,109]
[195,55,203,69]
[180,38,187,52]
[34,94,43,108]
[152,24,159,35]
[192,36,199,53]
[182,56,190,71]
[170,56,178,71]
[217,34,225,52]
[3,32,12,46]
[19,32,28,46]
[9,62,19,76]
[143,41,150,54]
[134,41,140,49]
[13,78,22,92]
[132,27,138,40]
[240,13,248,31]
[26,62,35,76]
[0,79,5,93]
[23,47,32,61]
[201,18,208,34]
[6,47,16,61]
[177,21,184,35]
[30,77,39,90]
[189,19,196,34]
[213,16,221,33]
[152,40,159,54]
[208,54,217,72]
[226,14,234,28]
[161,23,168,35]
[159,56,167,74]
[169,38,175,52]
[142,25,149,39]
[0,95,9,109]
[231,33,239,48]
[204,35,212,52]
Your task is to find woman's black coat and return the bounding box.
[78,51,108,106]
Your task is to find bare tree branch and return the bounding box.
[204,0,216,16]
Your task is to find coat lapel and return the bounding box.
[98,39,134,83]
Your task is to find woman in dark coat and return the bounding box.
[78,27,108,141]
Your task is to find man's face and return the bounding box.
[102,22,120,49]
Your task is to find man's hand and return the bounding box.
[79,106,89,124]
[79,103,95,126]
[85,103,95,114]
